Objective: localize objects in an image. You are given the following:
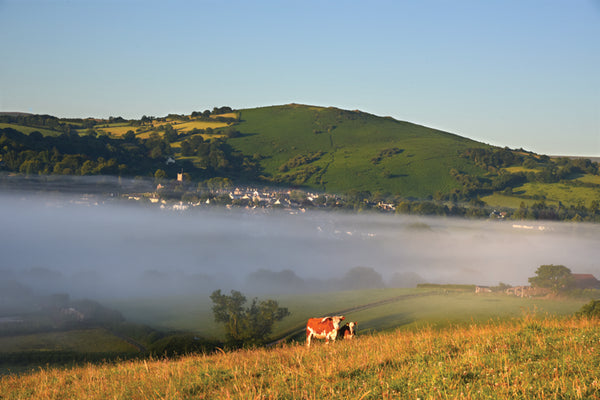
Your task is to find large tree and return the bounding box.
[528,264,574,293]
[210,290,290,347]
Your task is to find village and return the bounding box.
[123,179,397,214]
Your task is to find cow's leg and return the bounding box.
[306,332,312,347]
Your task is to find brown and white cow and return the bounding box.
[306,315,345,347]
[338,321,357,339]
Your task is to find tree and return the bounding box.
[164,124,178,142]
[123,130,137,142]
[210,289,290,346]
[528,264,574,293]
[154,169,167,182]
[340,266,385,290]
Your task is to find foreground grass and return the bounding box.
[2,316,598,399]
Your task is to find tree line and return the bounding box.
[0,127,257,182]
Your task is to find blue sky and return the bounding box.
[1,0,599,156]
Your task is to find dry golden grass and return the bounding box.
[174,120,229,132]
[210,112,238,120]
[95,126,134,137]
[2,316,599,399]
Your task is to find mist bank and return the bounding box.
[1,191,599,306]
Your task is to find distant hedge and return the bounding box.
[417,283,476,291]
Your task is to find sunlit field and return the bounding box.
[481,193,556,209]
[2,316,598,399]
[159,120,229,132]
[93,124,133,137]
[108,290,587,339]
[0,123,58,137]
[514,182,600,207]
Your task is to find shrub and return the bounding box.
[577,300,600,318]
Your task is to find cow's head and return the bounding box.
[331,315,345,329]
[348,321,357,335]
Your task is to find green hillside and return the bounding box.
[1,104,599,219]
[230,104,489,197]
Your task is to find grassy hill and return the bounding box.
[229,104,489,197]
[2,315,598,398]
[1,104,598,216]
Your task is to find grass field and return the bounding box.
[170,120,229,132]
[93,123,133,137]
[481,193,558,209]
[210,112,238,120]
[502,166,539,173]
[512,182,600,207]
[228,105,489,197]
[108,289,587,340]
[2,316,598,399]
[577,174,600,185]
[0,123,60,137]
[0,329,138,353]
[2,104,597,209]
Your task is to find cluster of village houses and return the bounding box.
[127,185,396,213]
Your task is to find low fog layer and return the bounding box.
[1,192,599,301]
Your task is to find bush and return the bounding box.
[577,300,600,318]
[148,334,221,357]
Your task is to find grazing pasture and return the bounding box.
[0,123,59,137]
[513,181,600,208]
[92,124,133,137]
[2,316,598,399]
[0,329,138,354]
[108,288,587,340]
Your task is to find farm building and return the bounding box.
[572,274,600,289]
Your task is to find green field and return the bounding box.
[0,123,60,137]
[0,288,592,381]
[481,193,558,209]
[512,181,600,207]
[577,174,600,185]
[108,288,587,340]
[2,104,598,214]
[228,105,489,197]
[0,328,138,353]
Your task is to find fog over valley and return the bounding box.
[1,192,598,308]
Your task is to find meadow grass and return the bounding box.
[2,316,598,399]
[0,329,139,353]
[229,105,488,197]
[94,125,134,137]
[502,166,539,173]
[210,112,238,120]
[0,123,60,137]
[168,120,229,132]
[481,193,557,209]
[577,174,600,185]
[513,182,600,208]
[108,289,586,340]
